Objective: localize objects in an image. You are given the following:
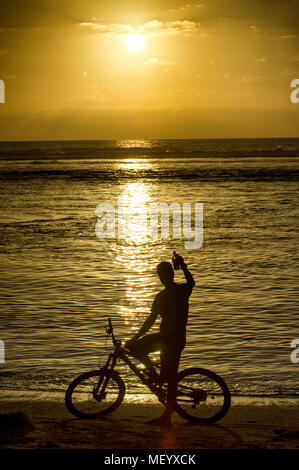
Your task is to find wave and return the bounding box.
[0,138,299,160]
[1,167,299,182]
[0,381,298,398]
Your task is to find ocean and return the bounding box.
[0,138,298,398]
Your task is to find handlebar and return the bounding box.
[106,318,120,347]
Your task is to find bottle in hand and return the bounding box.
[172,251,181,270]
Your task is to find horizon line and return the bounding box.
[0,136,299,144]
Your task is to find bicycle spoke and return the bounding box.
[65,370,125,418]
[175,368,231,423]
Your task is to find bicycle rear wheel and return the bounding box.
[65,369,126,418]
[175,367,231,423]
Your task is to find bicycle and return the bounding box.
[65,319,231,423]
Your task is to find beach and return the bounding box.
[1,391,299,449]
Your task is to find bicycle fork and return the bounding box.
[94,352,117,400]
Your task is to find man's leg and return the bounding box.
[126,333,162,381]
[147,345,183,426]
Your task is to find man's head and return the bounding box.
[157,261,174,286]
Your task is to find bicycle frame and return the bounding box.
[65,318,231,423]
[100,319,164,399]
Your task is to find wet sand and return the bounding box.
[0,391,299,449]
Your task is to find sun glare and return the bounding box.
[125,34,144,51]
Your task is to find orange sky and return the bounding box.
[0,0,298,140]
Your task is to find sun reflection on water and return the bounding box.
[116,139,153,149]
[112,181,160,325]
[118,158,153,171]
[117,181,152,246]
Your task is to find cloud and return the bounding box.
[241,75,269,83]
[256,57,267,62]
[144,57,174,66]
[281,34,298,39]
[3,74,17,79]
[0,27,19,32]
[250,25,261,32]
[241,75,280,84]
[144,57,174,72]
[80,19,200,37]
[168,3,203,13]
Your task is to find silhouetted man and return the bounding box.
[125,255,195,426]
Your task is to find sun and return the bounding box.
[125,34,144,52]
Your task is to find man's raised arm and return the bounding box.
[181,260,195,290]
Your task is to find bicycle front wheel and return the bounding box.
[175,367,231,423]
[65,369,126,418]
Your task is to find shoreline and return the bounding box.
[1,391,299,449]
